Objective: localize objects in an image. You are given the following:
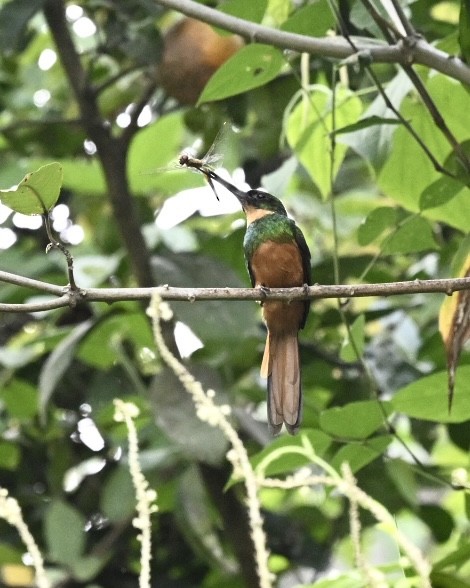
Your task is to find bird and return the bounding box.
[203,170,311,434]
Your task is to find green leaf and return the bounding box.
[100,467,136,522]
[320,400,391,439]
[392,366,470,422]
[176,467,233,572]
[219,0,267,23]
[0,163,63,214]
[127,112,190,194]
[430,571,470,588]
[332,115,401,137]
[305,572,364,588]
[150,366,229,466]
[419,176,464,210]
[198,44,284,104]
[340,314,366,362]
[280,1,335,36]
[0,442,20,470]
[250,430,332,478]
[39,320,95,420]
[330,435,392,473]
[1,379,37,420]
[0,0,44,52]
[443,138,470,185]
[78,312,154,370]
[357,206,397,246]
[0,543,23,565]
[379,75,470,231]
[433,540,470,571]
[70,555,107,582]
[382,216,438,254]
[45,500,86,565]
[286,86,362,198]
[340,69,412,170]
[459,0,470,63]
[386,459,418,506]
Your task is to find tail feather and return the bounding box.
[262,332,302,435]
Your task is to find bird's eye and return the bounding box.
[256,192,265,199]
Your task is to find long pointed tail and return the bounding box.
[261,332,302,435]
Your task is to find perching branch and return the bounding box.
[1,269,470,313]
[153,0,470,86]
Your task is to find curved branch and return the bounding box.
[0,271,65,295]
[153,0,470,86]
[0,295,73,313]
[1,270,469,313]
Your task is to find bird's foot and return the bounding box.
[257,284,270,305]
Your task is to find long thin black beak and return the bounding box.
[203,169,248,204]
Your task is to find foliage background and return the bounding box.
[0,0,469,587]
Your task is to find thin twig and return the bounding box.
[388,0,416,36]
[43,215,77,290]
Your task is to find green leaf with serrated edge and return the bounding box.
[0,162,62,214]
[249,430,332,479]
[392,366,470,422]
[420,176,464,210]
[382,216,438,254]
[330,435,392,474]
[198,44,284,104]
[358,207,397,246]
[340,314,365,362]
[286,86,362,198]
[320,400,391,440]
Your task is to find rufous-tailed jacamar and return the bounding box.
[204,169,311,434]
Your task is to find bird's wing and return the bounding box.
[293,224,311,286]
[246,258,256,288]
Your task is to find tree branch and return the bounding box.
[153,0,470,86]
[1,270,470,313]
